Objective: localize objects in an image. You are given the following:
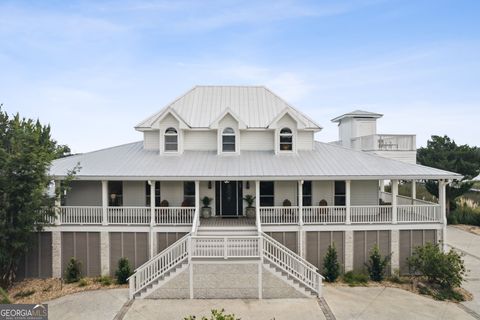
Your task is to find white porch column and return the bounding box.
[345,180,351,225]
[150,181,156,227]
[439,180,447,251]
[102,180,108,226]
[255,180,261,232]
[392,179,398,224]
[411,180,416,202]
[298,180,303,226]
[52,231,62,278]
[195,180,200,224]
[379,180,385,193]
[54,180,61,226]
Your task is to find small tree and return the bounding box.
[323,244,340,282]
[365,245,390,282]
[242,195,255,208]
[64,257,81,283]
[408,243,466,289]
[115,257,132,285]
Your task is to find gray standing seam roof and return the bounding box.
[50,141,461,180]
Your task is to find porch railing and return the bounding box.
[155,207,195,225]
[350,206,392,224]
[191,236,260,258]
[397,205,441,223]
[259,206,299,224]
[60,206,102,224]
[303,206,346,224]
[107,207,150,225]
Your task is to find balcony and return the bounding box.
[351,134,416,152]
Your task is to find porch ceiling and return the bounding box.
[50,141,461,181]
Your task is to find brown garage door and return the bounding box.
[399,229,437,274]
[306,231,345,273]
[17,232,52,280]
[265,232,298,253]
[62,232,101,277]
[353,230,391,274]
[157,232,188,254]
[110,232,149,276]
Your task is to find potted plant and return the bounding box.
[243,195,256,219]
[201,196,212,218]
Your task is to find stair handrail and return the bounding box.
[128,233,190,299]
[191,207,200,234]
[261,232,323,295]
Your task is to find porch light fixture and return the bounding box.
[208,181,212,189]
[224,180,230,184]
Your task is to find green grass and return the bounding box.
[343,271,369,286]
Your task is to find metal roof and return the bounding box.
[331,110,383,123]
[135,86,321,130]
[50,141,461,181]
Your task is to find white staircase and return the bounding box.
[128,210,323,299]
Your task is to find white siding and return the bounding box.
[312,181,334,206]
[372,151,417,164]
[65,181,102,206]
[240,131,274,151]
[158,114,182,154]
[242,181,256,212]
[339,118,352,147]
[143,131,159,151]
[351,180,378,205]
[274,181,297,206]
[297,131,314,150]
[200,181,216,215]
[123,181,146,206]
[160,181,184,206]
[218,114,239,154]
[352,119,376,138]
[184,131,217,151]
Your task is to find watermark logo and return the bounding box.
[0,304,48,320]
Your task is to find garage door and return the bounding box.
[157,232,188,254]
[110,232,149,275]
[265,232,298,253]
[353,231,391,274]
[399,230,437,274]
[62,232,101,277]
[17,232,52,280]
[306,231,345,273]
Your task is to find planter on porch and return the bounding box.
[245,207,256,219]
[243,195,256,219]
[201,196,213,218]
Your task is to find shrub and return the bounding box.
[184,309,240,320]
[0,288,11,304]
[365,245,390,282]
[448,205,480,226]
[64,257,81,283]
[115,257,133,285]
[13,289,35,298]
[343,271,368,286]
[388,269,407,284]
[100,276,112,286]
[78,278,88,287]
[408,243,466,289]
[323,244,340,282]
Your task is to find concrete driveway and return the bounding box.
[324,286,473,320]
[447,226,480,317]
[46,288,128,320]
[123,298,326,320]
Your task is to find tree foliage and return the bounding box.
[417,135,480,213]
[0,106,73,288]
[323,244,341,282]
[365,245,390,282]
[115,257,133,284]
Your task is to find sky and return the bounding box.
[0,0,479,153]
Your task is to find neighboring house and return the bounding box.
[20,86,459,299]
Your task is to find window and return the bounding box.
[302,181,312,206]
[279,127,293,151]
[183,181,195,207]
[260,181,274,206]
[334,181,346,206]
[222,127,236,152]
[164,127,178,151]
[108,181,123,206]
[146,181,161,206]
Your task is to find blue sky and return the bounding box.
[0,0,479,153]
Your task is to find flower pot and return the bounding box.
[246,207,256,219]
[201,207,211,218]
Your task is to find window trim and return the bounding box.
[164,127,178,152]
[279,127,293,152]
[221,127,236,153]
[260,181,274,207]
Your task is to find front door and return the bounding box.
[215,181,243,216]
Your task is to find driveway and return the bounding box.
[324,286,473,320]
[46,288,128,320]
[447,225,480,316]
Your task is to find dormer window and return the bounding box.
[279,128,293,151]
[222,127,236,152]
[165,127,178,152]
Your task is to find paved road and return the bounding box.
[447,226,480,317]
[46,288,128,320]
[324,286,473,320]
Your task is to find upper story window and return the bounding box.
[279,127,293,151]
[222,127,236,152]
[164,127,178,152]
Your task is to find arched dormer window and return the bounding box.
[279,127,293,151]
[165,127,178,151]
[222,127,236,152]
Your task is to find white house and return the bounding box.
[21,86,460,300]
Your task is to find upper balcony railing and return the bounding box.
[351,134,416,152]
